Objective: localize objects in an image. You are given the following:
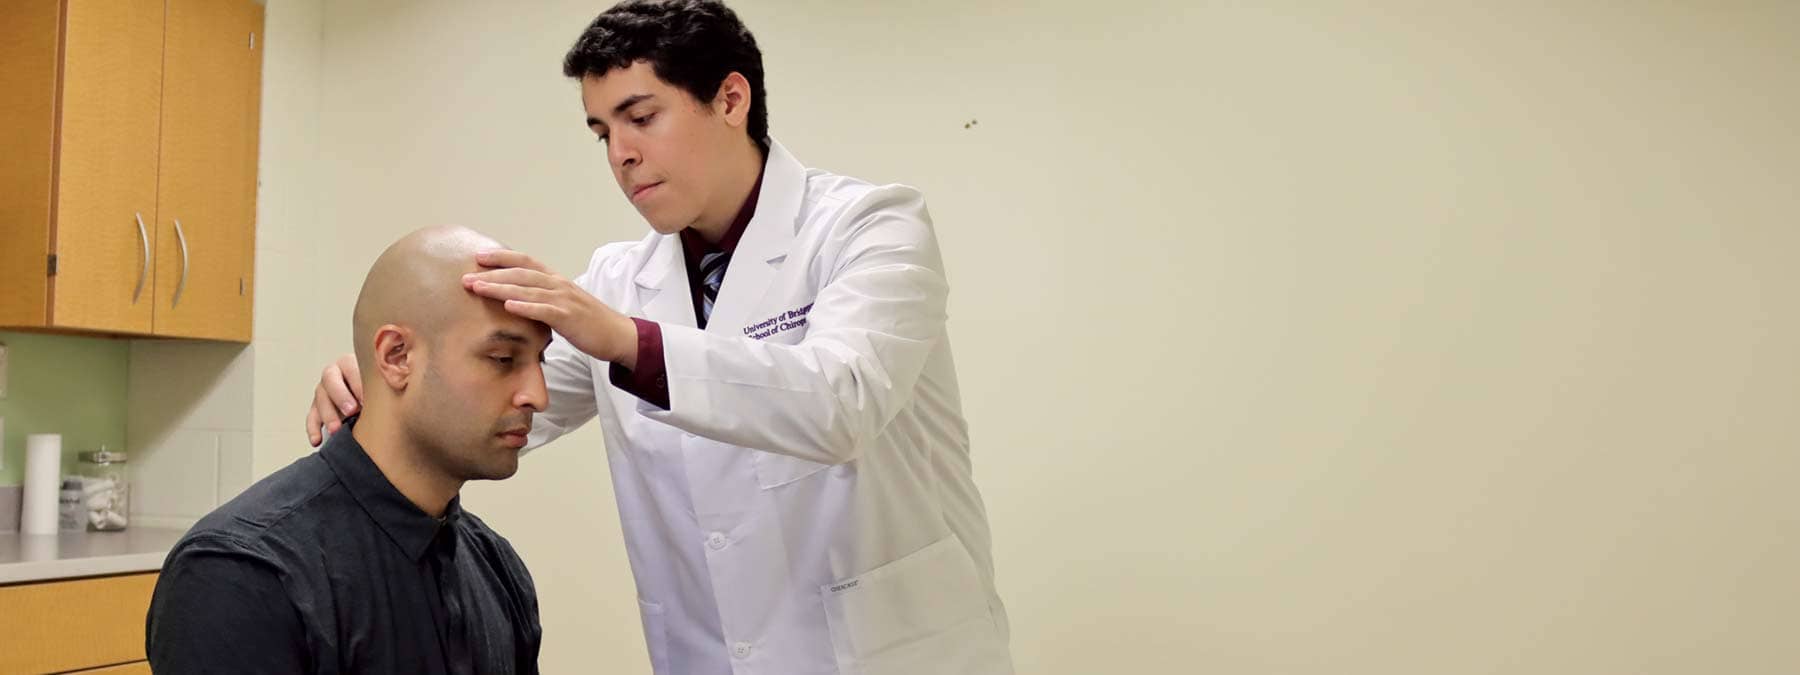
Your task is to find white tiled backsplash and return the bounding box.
[127,340,256,529]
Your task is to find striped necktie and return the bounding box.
[699,250,728,324]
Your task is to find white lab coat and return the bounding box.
[527,139,1013,675]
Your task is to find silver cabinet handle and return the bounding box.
[172,218,190,308]
[133,212,149,303]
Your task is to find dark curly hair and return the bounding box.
[563,0,769,150]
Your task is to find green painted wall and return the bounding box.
[0,332,131,484]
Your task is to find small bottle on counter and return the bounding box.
[76,447,130,532]
[57,478,85,531]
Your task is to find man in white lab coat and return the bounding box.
[303,1,1012,673]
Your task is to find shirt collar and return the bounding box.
[320,416,461,562]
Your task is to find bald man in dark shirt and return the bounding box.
[147,226,552,674]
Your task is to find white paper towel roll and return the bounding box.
[21,433,62,535]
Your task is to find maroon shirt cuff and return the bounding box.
[608,317,670,410]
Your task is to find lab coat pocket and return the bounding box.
[638,599,671,675]
[752,450,830,489]
[821,535,1013,675]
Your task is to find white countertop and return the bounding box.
[0,527,187,584]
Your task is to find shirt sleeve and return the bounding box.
[146,540,309,674]
[608,317,671,410]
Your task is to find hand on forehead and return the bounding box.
[352,225,514,362]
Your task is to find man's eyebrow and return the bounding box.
[484,330,530,345]
[587,93,655,127]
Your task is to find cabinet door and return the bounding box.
[50,0,167,335]
[0,573,159,674]
[0,0,62,328]
[154,0,263,341]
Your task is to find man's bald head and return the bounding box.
[352,226,506,382]
[348,225,551,487]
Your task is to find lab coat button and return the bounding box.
[707,532,728,551]
[732,641,752,659]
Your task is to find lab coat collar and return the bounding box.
[634,139,804,332]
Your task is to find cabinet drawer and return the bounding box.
[0,572,158,674]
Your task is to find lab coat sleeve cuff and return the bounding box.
[608,317,671,410]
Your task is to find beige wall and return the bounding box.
[250,0,337,481]
[243,1,1800,673]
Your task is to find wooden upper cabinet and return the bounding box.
[54,0,166,335]
[0,0,63,329]
[0,0,262,342]
[155,0,263,341]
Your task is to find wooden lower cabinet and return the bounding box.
[68,662,152,674]
[0,572,158,674]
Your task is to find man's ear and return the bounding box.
[372,324,418,391]
[714,71,752,128]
